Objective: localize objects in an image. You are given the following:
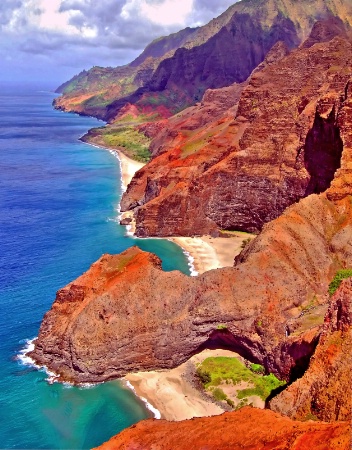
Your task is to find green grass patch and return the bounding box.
[212,388,227,401]
[236,373,285,401]
[91,126,151,162]
[328,269,352,296]
[250,363,264,374]
[196,357,285,402]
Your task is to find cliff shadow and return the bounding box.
[304,107,343,195]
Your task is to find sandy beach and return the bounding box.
[170,234,254,275]
[100,147,259,422]
[114,147,255,269]
[114,149,145,190]
[125,349,265,421]
[125,350,235,421]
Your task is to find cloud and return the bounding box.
[0,0,237,85]
[0,0,23,26]
[122,0,194,26]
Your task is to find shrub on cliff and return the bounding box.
[328,269,352,296]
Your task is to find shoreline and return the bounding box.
[85,139,255,276]
[82,140,145,190]
[169,234,254,275]
[83,141,258,421]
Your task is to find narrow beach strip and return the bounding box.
[169,235,251,275]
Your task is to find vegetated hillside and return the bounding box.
[120,30,352,236]
[53,0,352,121]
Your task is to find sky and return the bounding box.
[0,0,237,89]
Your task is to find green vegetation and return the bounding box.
[196,357,286,405]
[328,269,352,296]
[236,373,285,400]
[250,363,264,374]
[300,296,317,314]
[196,368,211,384]
[235,398,249,410]
[241,237,252,249]
[213,388,227,401]
[89,126,151,162]
[303,412,319,422]
[216,324,228,330]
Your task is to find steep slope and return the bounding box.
[120,34,352,236]
[95,407,350,450]
[30,190,352,383]
[54,27,198,119]
[269,278,352,422]
[54,0,352,121]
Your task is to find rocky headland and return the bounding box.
[33,0,352,447]
[30,192,352,382]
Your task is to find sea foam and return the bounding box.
[17,338,62,384]
[125,380,161,419]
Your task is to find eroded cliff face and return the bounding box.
[30,193,352,383]
[95,407,350,450]
[121,35,352,236]
[269,278,352,422]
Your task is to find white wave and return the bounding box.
[183,250,198,277]
[125,224,134,237]
[125,380,161,419]
[107,149,126,193]
[16,337,62,384]
[165,243,198,277]
[106,217,120,223]
[17,338,37,367]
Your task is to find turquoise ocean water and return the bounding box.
[0,87,190,449]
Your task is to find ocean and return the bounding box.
[0,87,190,449]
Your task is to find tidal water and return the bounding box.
[0,87,190,449]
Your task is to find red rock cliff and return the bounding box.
[269,278,352,422]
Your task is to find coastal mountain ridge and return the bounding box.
[120,30,352,236]
[56,0,352,238]
[54,0,352,121]
[34,0,352,448]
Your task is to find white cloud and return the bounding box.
[0,0,237,84]
[122,0,194,26]
[3,0,98,36]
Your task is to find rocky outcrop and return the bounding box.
[121,35,352,236]
[95,407,351,450]
[269,278,352,422]
[30,193,352,383]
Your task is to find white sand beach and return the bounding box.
[170,234,254,275]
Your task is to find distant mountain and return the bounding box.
[54,0,352,122]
